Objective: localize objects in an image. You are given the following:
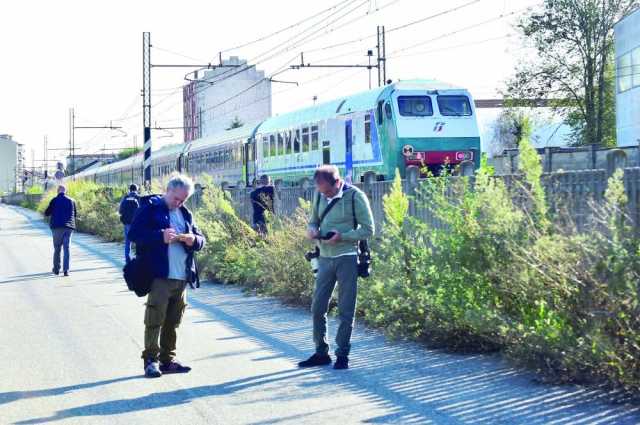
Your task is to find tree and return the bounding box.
[117,147,142,160]
[227,116,244,130]
[506,0,639,146]
[489,108,535,156]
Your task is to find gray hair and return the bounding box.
[166,173,194,197]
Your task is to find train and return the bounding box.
[74,79,481,188]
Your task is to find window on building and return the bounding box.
[364,114,371,144]
[311,125,319,150]
[618,52,633,92]
[633,47,640,88]
[301,128,309,152]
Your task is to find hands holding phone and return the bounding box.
[163,229,196,247]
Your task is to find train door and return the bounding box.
[344,119,354,184]
[244,139,257,186]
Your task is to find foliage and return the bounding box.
[489,108,535,155]
[37,180,126,242]
[506,0,639,146]
[35,164,640,394]
[117,147,142,160]
[226,116,244,130]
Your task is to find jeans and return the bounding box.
[311,255,358,357]
[124,224,132,262]
[52,228,73,272]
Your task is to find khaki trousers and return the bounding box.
[141,278,187,363]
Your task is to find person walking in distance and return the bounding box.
[119,184,140,263]
[250,174,275,235]
[44,185,77,277]
[127,174,206,378]
[299,165,374,370]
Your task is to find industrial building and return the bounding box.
[615,8,640,147]
[183,57,271,142]
[0,134,24,194]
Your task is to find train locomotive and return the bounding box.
[74,79,481,188]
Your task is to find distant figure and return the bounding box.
[44,185,77,277]
[128,174,206,378]
[119,184,140,263]
[250,174,275,234]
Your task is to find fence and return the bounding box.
[1,193,43,207]
[221,167,640,232]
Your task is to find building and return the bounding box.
[0,134,24,194]
[183,57,271,142]
[615,8,640,147]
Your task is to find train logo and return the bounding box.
[433,122,446,133]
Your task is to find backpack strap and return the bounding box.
[351,190,357,230]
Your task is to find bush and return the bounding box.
[32,152,640,394]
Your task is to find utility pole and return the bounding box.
[143,32,152,188]
[43,135,48,179]
[69,108,75,177]
[290,26,388,88]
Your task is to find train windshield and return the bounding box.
[437,95,472,116]
[397,96,433,117]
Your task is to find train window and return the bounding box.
[263,137,269,158]
[311,125,319,150]
[277,133,283,156]
[437,95,472,116]
[301,128,309,152]
[293,130,301,153]
[364,114,371,143]
[270,135,277,157]
[377,101,384,125]
[322,140,330,164]
[284,131,291,155]
[397,96,434,117]
[384,102,393,120]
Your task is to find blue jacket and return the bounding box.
[44,193,77,230]
[127,195,205,284]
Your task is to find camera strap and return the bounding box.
[316,187,350,228]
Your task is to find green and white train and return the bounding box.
[75,79,481,187]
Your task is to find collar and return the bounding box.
[324,181,345,202]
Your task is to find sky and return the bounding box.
[0,0,543,167]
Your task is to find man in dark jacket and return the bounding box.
[250,174,274,234]
[44,185,77,277]
[119,184,140,263]
[128,174,205,378]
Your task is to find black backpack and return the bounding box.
[122,194,161,297]
[119,194,140,225]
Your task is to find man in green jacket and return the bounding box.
[299,165,375,370]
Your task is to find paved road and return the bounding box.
[1,204,639,425]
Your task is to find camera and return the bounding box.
[304,246,320,277]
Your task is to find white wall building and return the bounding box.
[0,134,23,194]
[615,8,640,147]
[183,57,271,142]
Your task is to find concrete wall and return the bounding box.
[489,146,640,175]
[0,135,18,194]
[615,9,640,147]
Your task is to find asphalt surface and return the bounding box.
[1,203,639,425]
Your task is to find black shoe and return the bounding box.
[144,359,162,378]
[52,268,59,275]
[298,353,332,368]
[334,356,349,370]
[160,360,191,374]
[63,271,69,277]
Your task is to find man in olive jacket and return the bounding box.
[299,165,375,370]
